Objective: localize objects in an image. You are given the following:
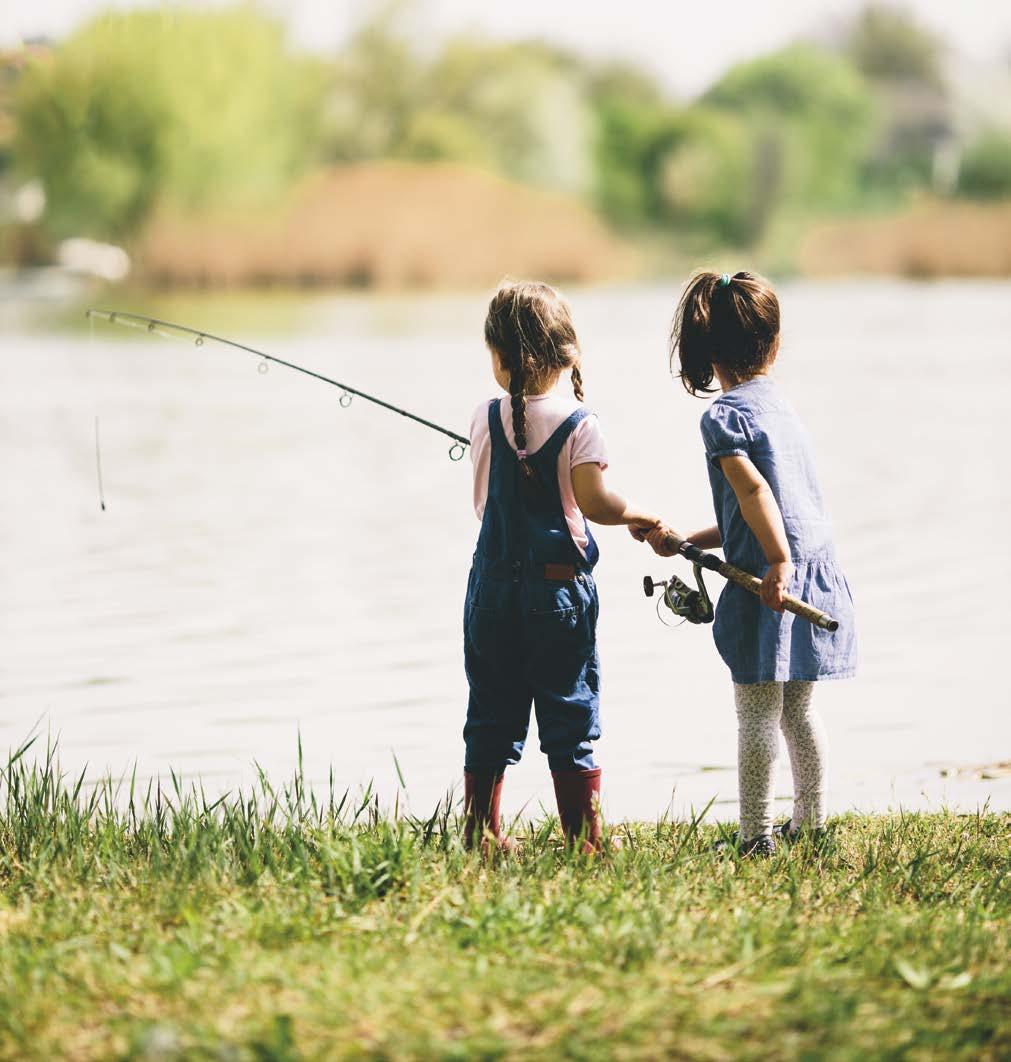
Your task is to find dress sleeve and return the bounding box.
[700,402,751,465]
[568,413,609,471]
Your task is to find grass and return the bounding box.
[1,738,1008,1060]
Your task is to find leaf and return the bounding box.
[894,957,931,989]
[941,971,973,990]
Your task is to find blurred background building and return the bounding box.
[2,0,1010,291]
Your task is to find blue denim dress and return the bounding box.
[700,378,857,684]
[463,399,601,773]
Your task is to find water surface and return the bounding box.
[2,280,1009,821]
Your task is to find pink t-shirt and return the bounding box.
[470,388,608,559]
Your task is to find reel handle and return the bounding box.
[643,576,665,598]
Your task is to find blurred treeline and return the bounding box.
[2,2,1011,279]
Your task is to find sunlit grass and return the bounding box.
[1,736,1008,1060]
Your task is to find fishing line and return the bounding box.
[655,592,686,628]
[86,309,470,461]
[89,311,107,512]
[94,416,106,511]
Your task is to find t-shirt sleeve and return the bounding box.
[568,413,608,471]
[469,400,495,520]
[700,402,751,465]
[469,399,494,447]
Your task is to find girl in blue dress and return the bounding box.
[647,270,857,855]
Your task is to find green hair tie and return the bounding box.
[718,273,731,287]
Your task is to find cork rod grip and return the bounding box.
[718,561,839,632]
[660,531,840,633]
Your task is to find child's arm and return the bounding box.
[571,463,658,538]
[685,525,721,549]
[719,456,793,611]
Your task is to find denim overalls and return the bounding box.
[463,399,601,773]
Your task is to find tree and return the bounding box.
[705,44,877,212]
[846,4,945,90]
[414,39,592,194]
[14,10,326,242]
[842,5,951,193]
[958,132,1011,199]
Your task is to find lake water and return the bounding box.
[2,280,1010,823]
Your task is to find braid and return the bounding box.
[571,362,584,402]
[483,281,585,486]
[509,365,534,480]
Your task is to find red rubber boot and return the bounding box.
[463,771,515,854]
[551,767,603,854]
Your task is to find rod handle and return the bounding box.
[719,562,839,631]
[665,532,840,631]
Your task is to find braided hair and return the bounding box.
[484,281,583,481]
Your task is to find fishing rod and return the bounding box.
[85,309,471,461]
[643,529,839,631]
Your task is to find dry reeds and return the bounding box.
[137,162,636,290]
[798,198,1011,278]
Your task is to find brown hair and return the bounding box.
[484,281,583,479]
[670,270,780,396]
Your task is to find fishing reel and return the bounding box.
[643,564,714,626]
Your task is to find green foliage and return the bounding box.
[7,1,993,261]
[325,26,591,193]
[322,8,424,163]
[705,44,878,213]
[14,9,326,241]
[417,39,591,193]
[958,132,1011,200]
[846,3,945,89]
[841,6,951,197]
[1,742,1009,1058]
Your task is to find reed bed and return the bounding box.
[1,737,1008,1060]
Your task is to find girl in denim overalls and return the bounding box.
[649,271,857,856]
[464,282,659,853]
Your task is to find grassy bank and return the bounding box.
[1,744,1008,1060]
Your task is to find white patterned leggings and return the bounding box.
[733,681,827,841]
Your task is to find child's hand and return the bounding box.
[646,524,681,557]
[627,517,660,542]
[760,560,795,612]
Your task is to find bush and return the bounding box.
[14,10,326,242]
[958,132,1011,200]
[705,44,878,212]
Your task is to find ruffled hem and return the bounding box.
[713,557,858,683]
[729,666,857,685]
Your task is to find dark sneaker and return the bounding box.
[773,821,830,847]
[741,834,777,858]
[712,832,777,858]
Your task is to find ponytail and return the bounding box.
[670,270,780,397]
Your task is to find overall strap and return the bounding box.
[488,397,507,449]
[489,399,592,462]
[533,407,590,467]
[527,407,592,475]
